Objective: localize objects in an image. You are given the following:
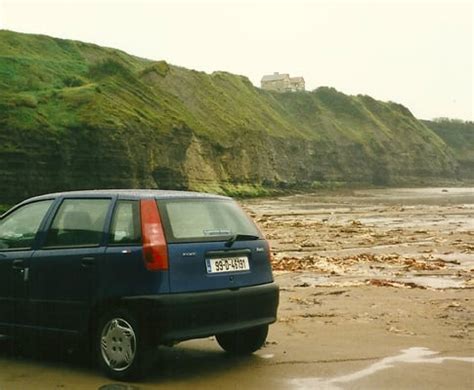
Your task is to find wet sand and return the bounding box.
[0,187,473,389]
[244,187,474,290]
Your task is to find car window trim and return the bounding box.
[107,242,142,247]
[40,243,103,250]
[0,246,34,253]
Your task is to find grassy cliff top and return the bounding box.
[0,29,447,144]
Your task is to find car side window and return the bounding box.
[0,200,53,250]
[109,201,141,245]
[44,199,111,248]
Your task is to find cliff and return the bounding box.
[423,119,474,180]
[0,30,461,204]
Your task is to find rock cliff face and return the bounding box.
[0,30,461,205]
[423,119,474,180]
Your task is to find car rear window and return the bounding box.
[159,199,261,243]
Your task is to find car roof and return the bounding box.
[24,189,231,203]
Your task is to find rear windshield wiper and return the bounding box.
[225,234,260,248]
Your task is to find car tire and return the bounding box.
[0,335,17,357]
[96,308,152,380]
[216,325,268,354]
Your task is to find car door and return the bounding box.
[0,200,54,331]
[28,197,113,334]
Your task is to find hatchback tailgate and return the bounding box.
[167,240,273,293]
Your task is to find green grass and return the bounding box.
[423,119,474,178]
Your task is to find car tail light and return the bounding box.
[251,214,271,264]
[266,240,273,264]
[140,199,168,271]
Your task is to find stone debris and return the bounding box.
[289,297,322,306]
[387,326,416,335]
[366,279,426,289]
[244,191,473,290]
[271,252,450,274]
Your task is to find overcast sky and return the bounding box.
[0,0,472,120]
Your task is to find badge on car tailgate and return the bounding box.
[206,256,250,274]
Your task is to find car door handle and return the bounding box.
[12,259,26,270]
[81,257,96,267]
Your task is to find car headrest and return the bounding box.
[62,210,93,231]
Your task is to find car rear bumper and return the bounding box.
[123,282,279,344]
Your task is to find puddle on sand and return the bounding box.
[400,276,466,289]
[288,347,474,390]
[294,273,469,290]
[295,275,364,288]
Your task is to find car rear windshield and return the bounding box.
[158,199,261,243]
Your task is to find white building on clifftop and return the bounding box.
[261,72,305,92]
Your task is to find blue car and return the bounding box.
[0,190,279,379]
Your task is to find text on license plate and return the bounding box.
[206,256,250,274]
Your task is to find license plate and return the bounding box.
[206,256,250,274]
